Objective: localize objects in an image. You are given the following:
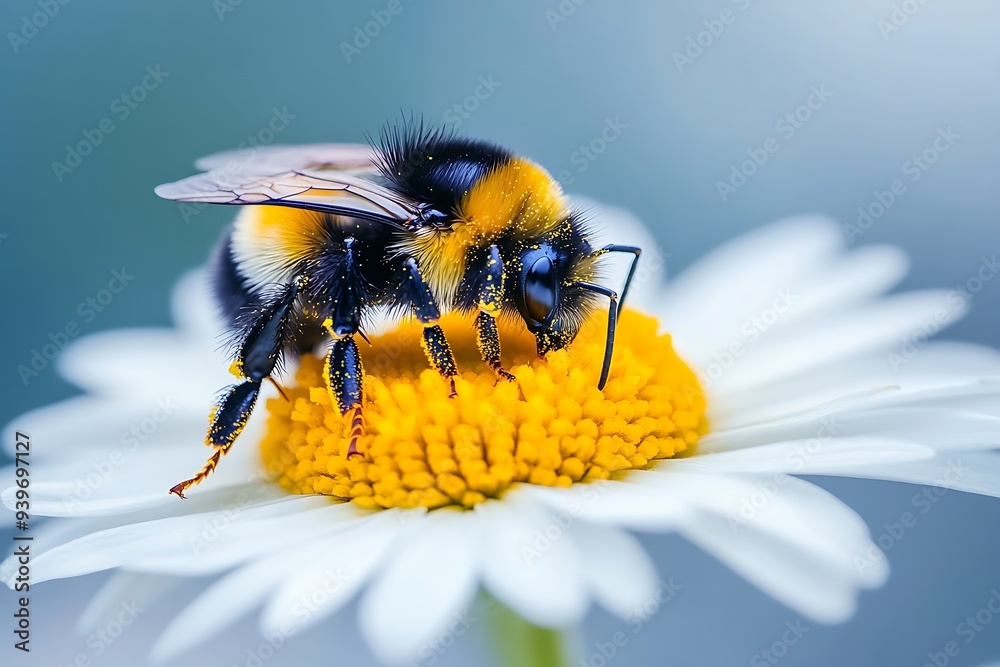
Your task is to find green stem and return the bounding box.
[489,596,575,667]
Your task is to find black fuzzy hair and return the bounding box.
[368,114,511,213]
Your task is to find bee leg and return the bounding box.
[475,312,515,383]
[170,380,261,498]
[404,257,458,397]
[326,335,366,458]
[474,245,515,382]
[170,280,300,498]
[319,236,370,458]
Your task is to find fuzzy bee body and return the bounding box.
[155,122,641,498]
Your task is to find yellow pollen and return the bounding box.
[259,310,708,510]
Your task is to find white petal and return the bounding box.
[1,397,189,459]
[2,497,354,583]
[1,436,272,517]
[632,471,878,564]
[57,329,231,401]
[478,493,588,627]
[359,510,481,665]
[6,484,280,562]
[711,343,1000,430]
[676,438,934,474]
[702,403,999,456]
[659,216,842,363]
[776,244,908,324]
[523,482,695,532]
[262,509,408,636]
[680,509,861,623]
[711,290,966,395]
[821,452,1000,498]
[78,570,178,634]
[656,472,886,621]
[151,553,288,662]
[571,523,659,620]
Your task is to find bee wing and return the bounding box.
[155,143,421,226]
[192,143,375,172]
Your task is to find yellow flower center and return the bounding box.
[259,310,707,510]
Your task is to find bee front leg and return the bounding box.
[170,280,301,498]
[475,245,515,382]
[403,257,458,397]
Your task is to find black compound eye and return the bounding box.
[524,256,557,325]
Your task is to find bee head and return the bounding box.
[515,244,560,335]
[514,243,590,357]
[514,234,641,390]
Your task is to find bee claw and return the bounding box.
[267,377,290,401]
[494,370,517,385]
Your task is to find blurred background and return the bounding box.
[2,0,999,665]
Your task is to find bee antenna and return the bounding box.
[574,281,618,390]
[590,245,642,315]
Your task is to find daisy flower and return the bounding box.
[4,201,1000,666]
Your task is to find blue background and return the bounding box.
[2,0,999,665]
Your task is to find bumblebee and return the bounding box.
[155,122,641,498]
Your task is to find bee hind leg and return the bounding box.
[169,379,261,498]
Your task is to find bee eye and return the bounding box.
[523,256,557,326]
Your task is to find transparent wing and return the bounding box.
[155,143,422,227]
[192,143,376,172]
